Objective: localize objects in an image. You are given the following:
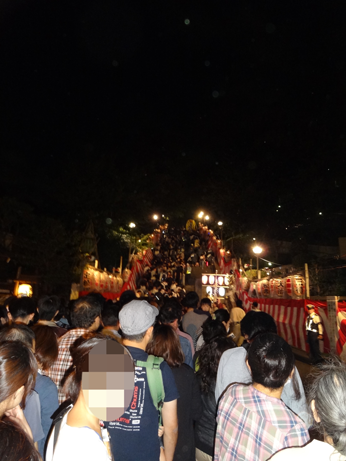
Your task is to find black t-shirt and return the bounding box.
[170,364,203,461]
[108,347,179,461]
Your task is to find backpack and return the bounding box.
[136,355,165,427]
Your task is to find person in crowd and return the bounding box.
[182,291,208,349]
[31,324,60,456]
[47,295,102,403]
[214,333,310,461]
[251,301,261,312]
[229,303,245,345]
[0,324,44,446]
[196,309,234,351]
[158,298,194,368]
[272,359,346,460]
[0,304,9,324]
[215,311,310,425]
[0,420,41,461]
[147,323,202,461]
[101,302,122,341]
[195,318,236,461]
[45,335,112,461]
[108,299,179,461]
[0,340,37,442]
[200,298,212,315]
[118,290,137,308]
[37,295,67,337]
[305,303,324,364]
[7,297,36,325]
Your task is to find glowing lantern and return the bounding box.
[202,275,208,285]
[209,275,215,284]
[17,284,33,298]
[218,287,226,297]
[218,276,224,285]
[206,286,213,295]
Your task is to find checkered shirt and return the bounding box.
[46,328,88,404]
[214,384,309,461]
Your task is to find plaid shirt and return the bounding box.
[215,384,309,461]
[47,328,88,404]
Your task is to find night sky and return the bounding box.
[1,0,346,243]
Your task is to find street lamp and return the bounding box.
[218,221,223,245]
[252,245,263,279]
[205,215,210,221]
[129,222,136,228]
[198,211,204,219]
[128,223,136,262]
[153,214,158,221]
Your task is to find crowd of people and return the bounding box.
[0,225,345,461]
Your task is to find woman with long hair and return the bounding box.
[147,323,202,461]
[194,316,235,461]
[0,340,38,447]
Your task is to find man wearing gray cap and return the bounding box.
[107,300,179,461]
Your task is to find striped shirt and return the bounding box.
[215,384,309,461]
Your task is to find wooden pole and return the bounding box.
[304,263,310,298]
[120,256,123,275]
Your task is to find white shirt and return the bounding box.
[270,439,346,461]
[45,407,111,461]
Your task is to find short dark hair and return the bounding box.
[38,295,60,321]
[70,296,102,329]
[214,309,230,324]
[248,333,295,389]
[31,324,58,370]
[182,291,199,309]
[252,302,258,308]
[0,420,40,461]
[119,290,137,308]
[102,304,121,327]
[146,324,184,367]
[8,297,36,321]
[0,323,35,349]
[200,298,212,307]
[158,299,183,324]
[241,311,277,340]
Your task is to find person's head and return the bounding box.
[0,305,9,325]
[307,360,346,455]
[158,298,183,328]
[197,318,235,393]
[70,296,102,330]
[182,291,199,310]
[200,298,212,313]
[0,323,35,350]
[0,420,40,461]
[213,309,231,332]
[146,324,184,367]
[119,300,158,345]
[8,297,36,325]
[247,333,295,390]
[37,295,60,321]
[307,304,315,314]
[62,335,134,421]
[241,311,277,341]
[139,279,147,289]
[31,324,58,371]
[252,302,258,309]
[119,290,137,308]
[0,341,37,415]
[102,304,121,330]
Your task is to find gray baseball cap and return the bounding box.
[119,300,158,335]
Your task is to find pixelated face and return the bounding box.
[81,340,134,422]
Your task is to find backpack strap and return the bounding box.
[136,355,165,426]
[49,403,73,454]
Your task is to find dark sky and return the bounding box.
[1,0,346,241]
